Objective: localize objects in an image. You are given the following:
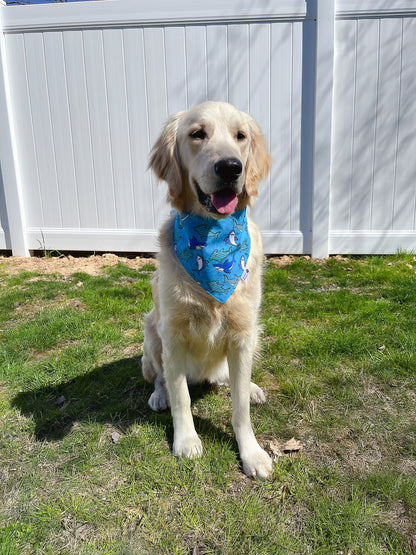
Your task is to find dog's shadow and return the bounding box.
[12,356,234,449]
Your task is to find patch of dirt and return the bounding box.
[28,339,82,362]
[267,255,298,267]
[1,253,349,276]
[0,253,157,277]
[306,435,387,475]
[383,501,416,544]
[267,254,352,267]
[62,517,95,543]
[226,472,252,498]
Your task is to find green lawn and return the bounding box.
[0,254,415,554]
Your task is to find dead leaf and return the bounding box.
[258,435,303,458]
[111,431,122,444]
[283,438,303,453]
[263,438,283,461]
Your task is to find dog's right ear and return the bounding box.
[149,113,182,199]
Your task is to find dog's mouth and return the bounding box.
[195,182,239,215]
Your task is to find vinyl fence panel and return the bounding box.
[1,0,416,256]
[330,11,416,254]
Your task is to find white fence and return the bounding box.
[1,0,416,257]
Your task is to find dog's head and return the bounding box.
[149,101,271,217]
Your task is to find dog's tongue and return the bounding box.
[211,191,238,214]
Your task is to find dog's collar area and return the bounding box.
[173,208,251,304]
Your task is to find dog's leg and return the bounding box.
[148,375,170,411]
[228,341,273,479]
[142,308,163,383]
[142,308,170,410]
[162,337,203,458]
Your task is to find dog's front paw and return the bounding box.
[249,382,266,404]
[173,434,203,458]
[148,388,169,412]
[241,445,273,479]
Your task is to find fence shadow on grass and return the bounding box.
[11,356,234,450]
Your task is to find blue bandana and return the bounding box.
[173,209,251,303]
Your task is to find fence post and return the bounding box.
[0,2,29,256]
[310,0,335,258]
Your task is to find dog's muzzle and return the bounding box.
[195,157,243,216]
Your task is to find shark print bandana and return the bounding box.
[173,208,251,303]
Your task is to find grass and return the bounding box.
[0,254,416,554]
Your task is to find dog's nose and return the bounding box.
[214,157,243,183]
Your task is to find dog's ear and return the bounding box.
[149,113,183,199]
[245,117,272,197]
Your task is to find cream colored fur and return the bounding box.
[142,101,273,478]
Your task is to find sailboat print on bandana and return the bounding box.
[173,208,251,303]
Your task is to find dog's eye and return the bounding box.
[237,131,246,141]
[190,129,207,140]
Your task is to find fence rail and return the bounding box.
[1,0,415,257]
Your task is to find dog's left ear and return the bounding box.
[245,117,272,197]
[149,113,183,199]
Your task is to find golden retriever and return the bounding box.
[142,101,273,478]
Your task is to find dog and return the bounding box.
[142,101,273,478]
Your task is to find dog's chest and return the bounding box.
[186,305,228,349]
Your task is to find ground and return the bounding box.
[0,252,415,554]
[0,252,157,276]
